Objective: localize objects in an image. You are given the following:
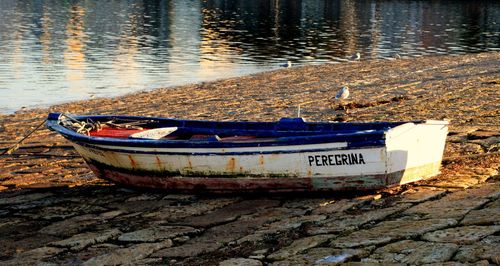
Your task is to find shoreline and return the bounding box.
[0,52,498,265]
[1,51,499,188]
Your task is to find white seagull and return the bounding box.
[280,61,292,68]
[335,86,350,100]
[350,52,361,61]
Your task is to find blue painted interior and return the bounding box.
[46,112,417,149]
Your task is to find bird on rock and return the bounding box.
[350,52,361,61]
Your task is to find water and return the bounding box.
[0,0,498,114]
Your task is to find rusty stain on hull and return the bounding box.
[227,157,236,172]
[155,156,162,169]
[128,155,137,168]
[86,161,441,193]
[259,155,264,165]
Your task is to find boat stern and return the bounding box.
[384,120,449,185]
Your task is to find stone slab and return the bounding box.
[461,207,500,225]
[118,226,200,243]
[179,199,280,227]
[219,258,262,266]
[270,247,372,266]
[399,188,446,203]
[365,240,458,264]
[453,235,500,264]
[331,218,457,248]
[422,225,500,244]
[404,184,499,219]
[50,228,121,251]
[267,234,336,261]
[306,203,411,235]
[83,240,172,266]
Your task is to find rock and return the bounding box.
[179,199,280,227]
[270,247,372,266]
[429,174,480,189]
[173,235,190,243]
[306,203,412,235]
[39,214,101,237]
[467,130,498,140]
[50,228,121,251]
[461,207,500,225]
[99,210,125,219]
[470,136,500,151]
[343,263,406,266]
[366,240,458,264]
[453,235,500,263]
[161,194,197,201]
[267,234,336,261]
[261,214,327,233]
[142,198,237,221]
[331,218,457,248]
[1,247,62,266]
[461,143,484,154]
[125,194,160,202]
[311,199,362,215]
[83,240,172,266]
[0,192,53,206]
[252,249,268,255]
[403,184,499,219]
[118,226,200,242]
[219,258,262,266]
[422,225,500,244]
[399,188,446,203]
[153,210,288,258]
[152,242,219,258]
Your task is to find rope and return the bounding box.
[0,119,47,156]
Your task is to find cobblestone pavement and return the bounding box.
[0,52,499,265]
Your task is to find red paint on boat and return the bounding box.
[89,127,147,138]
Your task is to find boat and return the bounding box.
[46,112,448,193]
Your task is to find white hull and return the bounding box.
[71,121,448,191]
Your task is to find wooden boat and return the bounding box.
[46,112,448,192]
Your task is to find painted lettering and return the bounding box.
[341,154,348,165]
[321,155,328,166]
[315,155,321,166]
[328,155,334,165]
[350,153,358,164]
[335,155,341,165]
[308,156,315,166]
[308,153,367,166]
[359,154,366,164]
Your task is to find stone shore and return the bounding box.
[0,52,499,265]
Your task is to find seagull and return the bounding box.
[280,61,292,68]
[350,52,361,61]
[335,86,350,100]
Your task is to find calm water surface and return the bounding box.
[0,0,499,113]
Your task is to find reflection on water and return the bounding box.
[0,0,498,113]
